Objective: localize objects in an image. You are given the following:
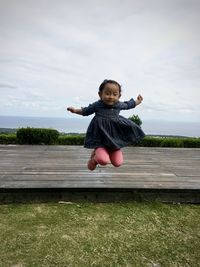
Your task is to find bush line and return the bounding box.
[16,128,59,145]
[0,128,199,147]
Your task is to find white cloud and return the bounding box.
[0,0,200,122]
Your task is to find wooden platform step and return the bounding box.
[0,145,200,203]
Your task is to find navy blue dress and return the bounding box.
[82,99,145,150]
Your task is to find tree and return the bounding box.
[128,114,142,127]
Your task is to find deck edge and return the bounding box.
[0,188,200,204]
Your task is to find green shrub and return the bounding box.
[128,114,142,126]
[160,138,184,148]
[182,138,200,148]
[58,135,85,145]
[16,128,59,145]
[1,130,200,148]
[139,136,163,147]
[0,134,17,144]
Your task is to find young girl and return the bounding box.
[67,79,145,171]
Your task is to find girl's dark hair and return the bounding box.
[99,79,121,93]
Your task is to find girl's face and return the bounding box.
[99,83,121,106]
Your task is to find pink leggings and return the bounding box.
[94,147,123,167]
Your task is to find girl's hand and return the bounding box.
[135,94,143,106]
[67,107,83,115]
[67,107,76,113]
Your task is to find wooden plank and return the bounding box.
[0,145,200,190]
[1,181,199,190]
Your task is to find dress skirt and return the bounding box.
[84,114,145,150]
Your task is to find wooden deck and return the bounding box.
[0,145,200,203]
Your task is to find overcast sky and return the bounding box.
[0,0,200,122]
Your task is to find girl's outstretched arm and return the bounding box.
[67,107,83,115]
[135,94,143,106]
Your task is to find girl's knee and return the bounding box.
[110,149,123,167]
[95,147,110,165]
[111,161,123,167]
[96,158,110,165]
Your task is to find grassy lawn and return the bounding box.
[0,202,199,267]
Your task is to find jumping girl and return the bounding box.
[67,79,145,170]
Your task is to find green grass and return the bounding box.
[0,202,200,267]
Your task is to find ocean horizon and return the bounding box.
[0,115,199,137]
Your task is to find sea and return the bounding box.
[0,116,200,137]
